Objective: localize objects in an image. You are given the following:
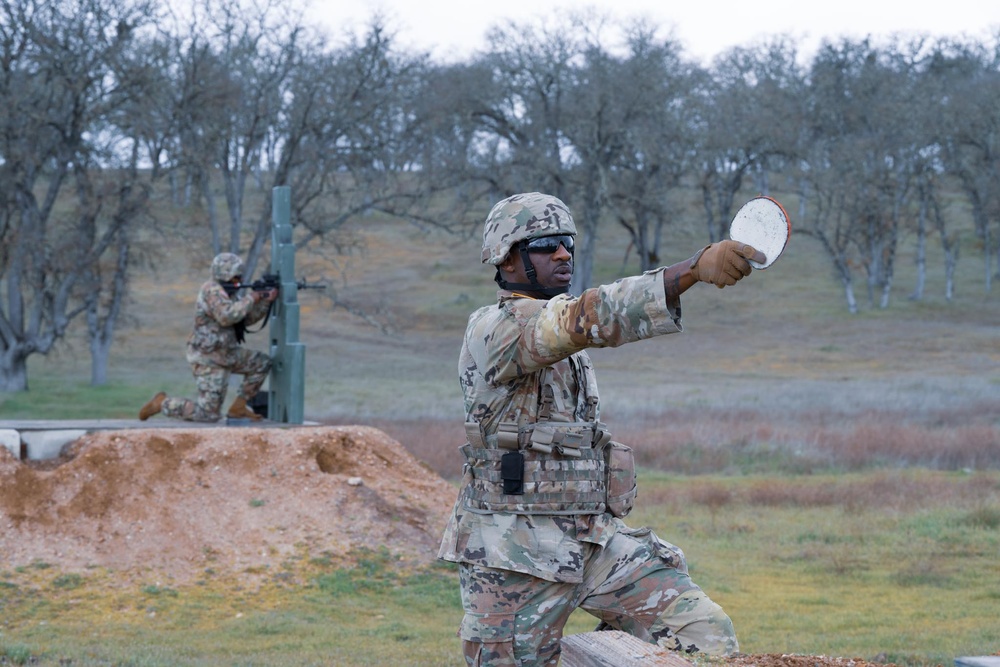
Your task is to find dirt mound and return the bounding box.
[0,426,457,584]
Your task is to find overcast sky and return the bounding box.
[309,0,999,64]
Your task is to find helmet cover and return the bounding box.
[481,192,577,265]
[211,252,244,282]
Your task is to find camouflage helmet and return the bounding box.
[211,252,244,282]
[481,192,577,265]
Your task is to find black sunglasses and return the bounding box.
[524,235,575,254]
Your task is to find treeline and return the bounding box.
[1,0,999,391]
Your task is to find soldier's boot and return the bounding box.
[227,396,262,421]
[139,392,167,421]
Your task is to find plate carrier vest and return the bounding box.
[461,372,635,517]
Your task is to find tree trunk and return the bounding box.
[986,223,993,293]
[87,301,115,387]
[844,277,858,315]
[90,337,111,386]
[929,187,958,302]
[700,176,719,243]
[945,255,956,301]
[574,205,598,294]
[753,165,770,195]
[225,165,246,254]
[88,233,131,386]
[0,350,29,392]
[879,271,893,309]
[910,193,927,301]
[879,217,899,310]
[200,169,222,255]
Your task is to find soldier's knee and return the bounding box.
[191,402,222,422]
[652,590,738,657]
[250,351,272,371]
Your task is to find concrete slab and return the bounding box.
[0,420,320,461]
[956,659,1000,667]
[0,419,313,431]
[21,429,87,461]
[0,429,20,459]
[0,419,221,431]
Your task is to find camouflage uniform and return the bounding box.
[438,193,738,666]
[160,254,273,422]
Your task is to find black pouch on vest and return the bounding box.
[500,451,524,495]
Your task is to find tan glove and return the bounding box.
[689,241,766,288]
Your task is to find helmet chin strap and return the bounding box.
[494,244,570,298]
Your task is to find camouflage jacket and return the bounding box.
[438,268,683,583]
[185,280,272,367]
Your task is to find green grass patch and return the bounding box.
[0,472,996,665]
[51,573,84,590]
[0,375,193,420]
[960,505,1000,529]
[0,644,35,665]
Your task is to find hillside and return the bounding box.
[4,201,998,478]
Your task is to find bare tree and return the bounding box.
[896,38,960,302]
[607,25,700,272]
[470,11,672,290]
[799,38,921,311]
[271,23,445,230]
[465,16,580,222]
[933,36,1000,293]
[0,0,156,391]
[695,38,805,244]
[166,0,306,274]
[560,17,686,289]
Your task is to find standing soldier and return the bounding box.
[438,192,766,666]
[139,252,277,422]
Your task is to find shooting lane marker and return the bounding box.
[729,195,791,269]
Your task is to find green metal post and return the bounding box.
[267,186,306,423]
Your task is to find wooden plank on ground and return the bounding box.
[560,631,694,667]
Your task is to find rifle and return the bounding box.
[234,272,327,294]
[225,273,326,343]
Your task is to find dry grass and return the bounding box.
[639,468,1000,511]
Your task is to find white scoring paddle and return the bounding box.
[729,195,791,270]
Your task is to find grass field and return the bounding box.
[1,470,998,666]
[1,187,999,665]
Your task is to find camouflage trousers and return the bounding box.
[458,525,738,667]
[161,349,271,422]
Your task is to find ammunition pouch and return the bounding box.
[494,421,607,456]
[605,441,637,518]
[462,420,636,517]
